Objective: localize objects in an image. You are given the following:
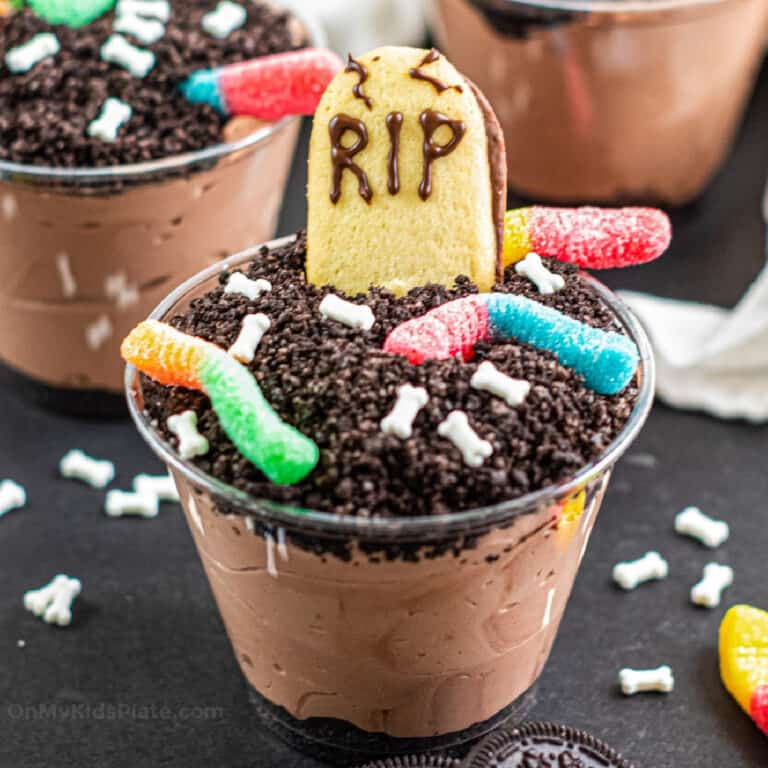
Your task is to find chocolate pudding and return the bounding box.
[430,0,768,205]
[0,1,317,409]
[127,233,654,759]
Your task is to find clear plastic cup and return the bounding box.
[0,2,323,415]
[429,0,768,206]
[126,237,655,762]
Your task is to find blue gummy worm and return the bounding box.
[180,68,228,116]
[482,293,639,395]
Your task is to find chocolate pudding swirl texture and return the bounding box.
[0,1,305,168]
[142,233,639,519]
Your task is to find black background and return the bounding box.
[2,61,768,768]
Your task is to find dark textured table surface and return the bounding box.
[3,62,768,768]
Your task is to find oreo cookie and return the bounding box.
[361,757,461,768]
[464,722,635,768]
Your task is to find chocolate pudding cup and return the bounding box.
[429,0,768,205]
[125,237,654,762]
[0,2,323,416]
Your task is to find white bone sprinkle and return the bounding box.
[114,13,166,44]
[105,489,159,519]
[104,271,139,309]
[319,294,375,332]
[132,473,179,503]
[437,411,493,468]
[59,449,115,489]
[101,34,155,78]
[0,479,26,517]
[202,1,247,39]
[675,506,729,549]
[380,385,428,440]
[5,33,60,74]
[613,551,668,590]
[87,98,133,143]
[515,252,565,295]
[2,194,17,222]
[470,361,531,407]
[277,527,288,561]
[85,315,113,350]
[691,563,733,608]
[224,272,272,301]
[619,666,674,696]
[55,253,77,298]
[167,411,209,460]
[116,0,171,21]
[228,313,271,363]
[23,575,81,627]
[265,531,278,578]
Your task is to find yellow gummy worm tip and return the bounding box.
[503,208,533,267]
[720,604,768,715]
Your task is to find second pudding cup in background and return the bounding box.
[0,1,324,414]
[126,238,655,763]
[429,0,768,205]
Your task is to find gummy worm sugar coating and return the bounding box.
[28,0,116,27]
[503,206,671,269]
[181,49,344,120]
[197,354,319,485]
[720,605,768,736]
[383,294,639,396]
[120,320,211,390]
[121,321,319,485]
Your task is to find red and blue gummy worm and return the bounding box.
[181,49,343,120]
[383,295,639,396]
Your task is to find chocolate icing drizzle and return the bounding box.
[345,54,373,110]
[386,112,403,195]
[329,114,372,204]
[409,49,464,95]
[419,110,466,201]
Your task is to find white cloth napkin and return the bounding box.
[619,261,768,422]
[290,0,427,57]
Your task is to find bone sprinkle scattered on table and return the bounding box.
[0,479,26,517]
[613,551,668,590]
[105,489,159,519]
[23,575,81,627]
[691,563,734,608]
[132,473,179,503]
[675,506,730,548]
[59,449,115,488]
[619,665,674,696]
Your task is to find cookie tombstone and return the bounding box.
[307,46,506,296]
